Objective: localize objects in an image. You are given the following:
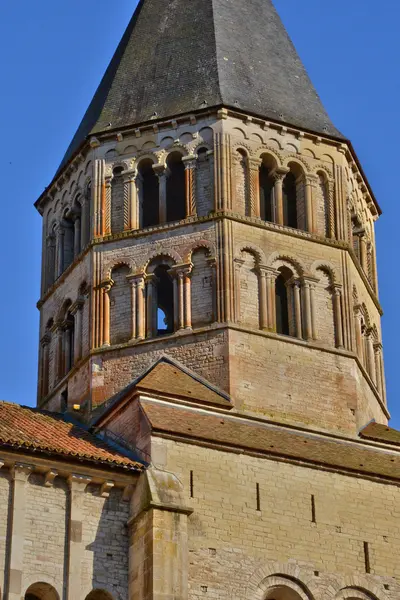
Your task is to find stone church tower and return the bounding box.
[0,1,395,600]
[36,0,386,438]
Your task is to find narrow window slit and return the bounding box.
[311,494,316,523]
[256,482,261,511]
[364,541,371,573]
[190,470,194,498]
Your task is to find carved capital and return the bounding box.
[270,167,290,182]
[182,155,197,170]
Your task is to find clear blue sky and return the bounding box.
[1,1,399,427]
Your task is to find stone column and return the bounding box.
[129,277,137,341]
[178,271,185,330]
[93,159,105,237]
[327,179,336,238]
[123,169,139,230]
[332,286,344,349]
[366,329,377,384]
[136,172,144,229]
[305,175,317,233]
[146,274,157,338]
[302,281,313,341]
[136,275,146,340]
[266,269,279,331]
[40,334,50,399]
[153,165,168,224]
[374,342,385,400]
[67,474,92,600]
[214,131,233,211]
[271,168,289,225]
[293,280,303,339]
[46,234,56,289]
[258,267,268,330]
[183,269,192,329]
[354,307,363,361]
[104,175,112,235]
[56,225,65,278]
[360,233,368,273]
[182,155,197,217]
[248,158,262,218]
[63,322,72,374]
[101,281,112,347]
[8,463,34,600]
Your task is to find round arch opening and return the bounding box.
[25,582,60,600]
[84,590,114,600]
[264,585,305,600]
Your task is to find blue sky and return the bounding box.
[0,1,399,427]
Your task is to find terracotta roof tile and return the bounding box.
[140,400,400,481]
[0,402,143,471]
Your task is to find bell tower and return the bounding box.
[35,0,387,436]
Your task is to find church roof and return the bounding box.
[60,0,343,168]
[0,401,144,471]
[93,356,232,424]
[139,399,400,482]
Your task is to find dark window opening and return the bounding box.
[166,153,186,222]
[154,265,174,335]
[283,172,297,228]
[65,312,75,373]
[276,273,290,335]
[141,160,160,228]
[259,164,274,222]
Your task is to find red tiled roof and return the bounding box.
[0,402,143,471]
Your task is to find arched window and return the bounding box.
[315,172,330,236]
[40,319,53,399]
[46,223,57,289]
[82,180,92,247]
[154,265,174,335]
[64,310,75,374]
[25,582,60,600]
[283,171,298,228]
[140,159,159,228]
[72,197,82,257]
[62,211,75,271]
[275,268,291,335]
[166,152,186,222]
[111,166,125,233]
[259,162,275,222]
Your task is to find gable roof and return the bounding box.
[0,401,144,471]
[92,356,232,425]
[139,399,400,482]
[60,0,343,168]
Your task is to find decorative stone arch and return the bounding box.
[185,240,216,263]
[193,140,213,154]
[267,252,305,278]
[106,260,133,281]
[110,159,130,174]
[310,260,340,285]
[84,159,92,175]
[56,297,73,323]
[23,573,61,600]
[164,145,190,163]
[314,164,334,180]
[360,302,372,329]
[283,154,311,175]
[232,126,249,140]
[134,152,159,169]
[232,142,252,157]
[68,179,76,195]
[142,249,182,273]
[236,243,266,266]
[61,190,68,209]
[255,146,283,168]
[336,575,390,600]
[245,563,317,600]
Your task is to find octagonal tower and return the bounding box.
[35,0,386,435]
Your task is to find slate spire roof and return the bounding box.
[61,0,343,168]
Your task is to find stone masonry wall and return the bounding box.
[154,435,400,600]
